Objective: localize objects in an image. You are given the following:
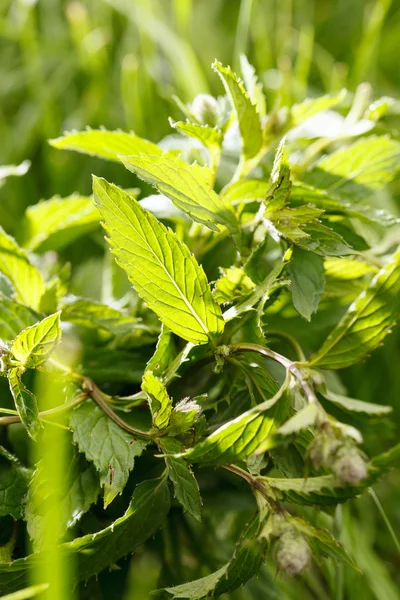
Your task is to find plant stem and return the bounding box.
[83,378,151,439]
[228,342,320,406]
[0,393,87,426]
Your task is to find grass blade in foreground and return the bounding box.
[93,177,224,345]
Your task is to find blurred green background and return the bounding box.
[1,0,399,598]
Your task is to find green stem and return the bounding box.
[84,378,151,440]
[228,342,319,406]
[0,393,87,426]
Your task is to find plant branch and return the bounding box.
[82,378,152,440]
[227,342,320,406]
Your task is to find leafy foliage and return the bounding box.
[0,58,399,599]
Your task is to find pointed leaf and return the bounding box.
[142,371,172,431]
[49,129,162,161]
[0,476,170,594]
[0,227,45,311]
[70,400,148,507]
[61,298,139,336]
[93,177,224,345]
[212,60,262,160]
[20,194,99,252]
[182,381,289,466]
[321,389,392,417]
[171,121,223,171]
[290,90,346,127]
[120,153,236,231]
[287,248,325,320]
[160,437,202,521]
[0,295,39,342]
[145,326,175,378]
[25,454,100,551]
[304,136,400,200]
[0,447,30,519]
[290,516,359,570]
[8,369,41,440]
[309,249,400,369]
[10,312,61,369]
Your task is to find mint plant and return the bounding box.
[0,58,399,598]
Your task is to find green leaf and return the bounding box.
[291,184,399,227]
[276,403,321,437]
[212,60,262,160]
[93,177,224,345]
[220,178,268,206]
[49,129,162,161]
[142,371,172,431]
[240,54,267,117]
[70,400,148,507]
[287,248,325,320]
[20,194,99,252]
[0,447,30,519]
[321,389,392,417]
[0,295,39,342]
[8,369,41,441]
[120,153,236,231]
[289,516,359,570]
[182,380,289,466]
[61,298,139,337]
[309,249,400,369]
[0,476,170,594]
[25,454,100,551]
[145,326,175,378]
[10,312,62,369]
[0,227,45,311]
[171,120,223,172]
[165,514,264,598]
[304,136,400,200]
[165,565,228,599]
[290,90,346,127]
[160,437,202,521]
[297,220,354,257]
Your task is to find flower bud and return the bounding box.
[275,531,311,576]
[332,449,367,485]
[191,94,221,128]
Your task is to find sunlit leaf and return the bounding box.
[93,177,224,345]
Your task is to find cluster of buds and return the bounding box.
[265,513,311,577]
[308,423,368,485]
[190,94,222,128]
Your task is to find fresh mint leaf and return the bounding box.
[93,177,225,345]
[212,60,263,160]
[120,153,236,231]
[160,437,202,521]
[0,447,30,519]
[70,400,148,507]
[10,312,62,369]
[49,129,162,161]
[310,249,400,368]
[8,369,41,441]
[287,248,325,320]
[0,227,45,311]
[142,371,172,431]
